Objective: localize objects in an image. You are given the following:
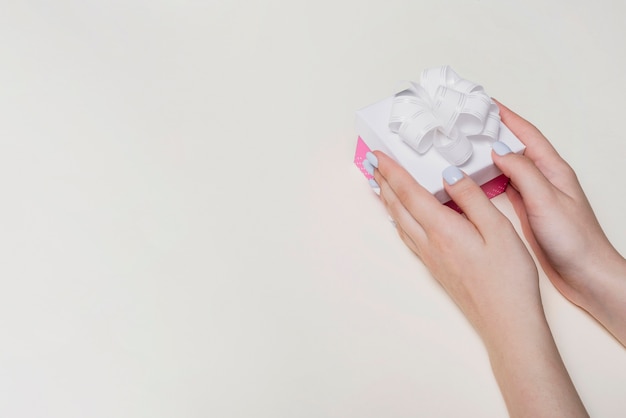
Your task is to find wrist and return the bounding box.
[480,301,550,357]
[577,249,626,344]
[482,309,588,417]
[469,273,546,353]
[555,237,623,309]
[576,245,624,310]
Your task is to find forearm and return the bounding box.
[483,311,588,418]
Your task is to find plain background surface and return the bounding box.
[1,1,625,417]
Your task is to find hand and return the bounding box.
[492,101,626,345]
[365,150,587,417]
[368,150,539,342]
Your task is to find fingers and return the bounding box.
[494,99,562,166]
[371,150,507,241]
[492,147,560,211]
[442,166,506,235]
[505,184,527,224]
[372,151,450,233]
[506,186,563,282]
[375,171,428,249]
[396,223,422,256]
[494,100,581,197]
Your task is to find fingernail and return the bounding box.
[492,141,512,156]
[368,178,380,194]
[363,159,375,176]
[365,151,378,168]
[442,166,464,185]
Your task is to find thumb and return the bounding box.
[491,141,556,211]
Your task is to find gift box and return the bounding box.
[354,66,525,211]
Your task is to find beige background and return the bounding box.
[1,1,625,417]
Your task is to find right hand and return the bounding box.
[492,100,626,343]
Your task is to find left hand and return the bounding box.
[367,151,541,343]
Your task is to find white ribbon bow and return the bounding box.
[389,66,501,166]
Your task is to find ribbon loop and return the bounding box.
[398,110,441,154]
[388,66,500,166]
[434,129,473,167]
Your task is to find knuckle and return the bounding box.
[490,213,515,233]
[451,180,481,206]
[394,183,413,204]
[557,160,577,179]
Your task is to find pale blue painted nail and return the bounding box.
[492,141,512,156]
[368,178,380,189]
[442,166,464,185]
[365,151,378,168]
[363,159,375,176]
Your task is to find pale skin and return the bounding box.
[368,101,626,417]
